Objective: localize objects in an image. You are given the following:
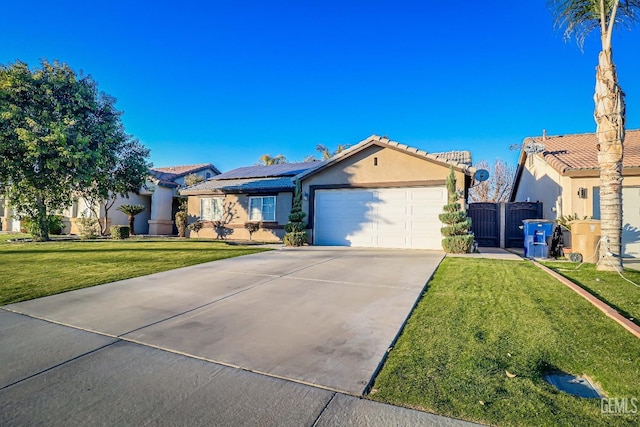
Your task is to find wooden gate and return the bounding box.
[468,203,500,247]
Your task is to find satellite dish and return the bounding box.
[474,169,490,182]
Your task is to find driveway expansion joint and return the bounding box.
[0,338,119,392]
[311,392,337,427]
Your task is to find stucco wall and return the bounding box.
[300,145,466,220]
[187,192,293,241]
[515,154,640,220]
[513,155,564,219]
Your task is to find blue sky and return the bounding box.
[2,1,639,171]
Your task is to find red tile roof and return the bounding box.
[527,129,640,174]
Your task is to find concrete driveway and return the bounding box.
[0,247,476,426]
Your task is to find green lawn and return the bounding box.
[0,232,30,243]
[0,236,270,305]
[542,261,640,326]
[371,258,640,427]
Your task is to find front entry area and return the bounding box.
[313,187,447,249]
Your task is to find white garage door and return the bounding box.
[622,187,640,258]
[314,187,447,249]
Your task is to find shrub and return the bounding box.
[77,214,99,240]
[442,202,462,213]
[440,166,473,253]
[284,231,308,246]
[284,180,307,246]
[188,221,203,237]
[441,222,472,237]
[21,215,66,236]
[442,235,475,253]
[48,215,65,235]
[244,222,261,240]
[175,211,188,237]
[439,211,469,225]
[110,225,130,239]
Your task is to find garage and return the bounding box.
[313,187,447,249]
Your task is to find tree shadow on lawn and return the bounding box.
[0,241,271,256]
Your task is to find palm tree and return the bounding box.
[316,144,350,160]
[258,154,287,165]
[549,1,640,271]
[116,204,145,235]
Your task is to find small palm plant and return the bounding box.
[116,204,146,235]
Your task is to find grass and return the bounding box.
[0,236,271,306]
[371,258,640,427]
[542,261,640,326]
[0,232,30,243]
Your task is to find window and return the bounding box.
[249,196,276,221]
[200,198,223,221]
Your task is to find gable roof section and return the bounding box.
[181,162,319,195]
[528,129,640,174]
[296,135,475,181]
[509,129,640,201]
[150,163,221,188]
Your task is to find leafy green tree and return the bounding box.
[183,173,204,187]
[549,1,640,271]
[0,60,139,241]
[83,137,151,235]
[116,204,146,235]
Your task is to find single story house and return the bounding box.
[510,129,640,258]
[1,163,220,235]
[182,135,475,249]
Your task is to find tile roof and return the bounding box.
[295,135,476,181]
[527,129,640,174]
[430,151,473,166]
[213,162,319,180]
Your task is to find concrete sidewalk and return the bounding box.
[446,247,524,260]
[0,248,481,426]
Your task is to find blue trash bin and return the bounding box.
[523,219,554,259]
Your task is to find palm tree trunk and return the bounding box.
[594,47,625,271]
[129,215,135,235]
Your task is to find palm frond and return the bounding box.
[549,0,640,47]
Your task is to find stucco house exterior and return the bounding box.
[1,163,220,235]
[182,135,475,249]
[510,129,640,258]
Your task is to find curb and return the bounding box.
[532,261,640,339]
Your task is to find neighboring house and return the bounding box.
[182,135,475,249]
[510,129,640,258]
[0,196,21,232]
[181,162,317,241]
[144,163,220,235]
[1,163,220,235]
